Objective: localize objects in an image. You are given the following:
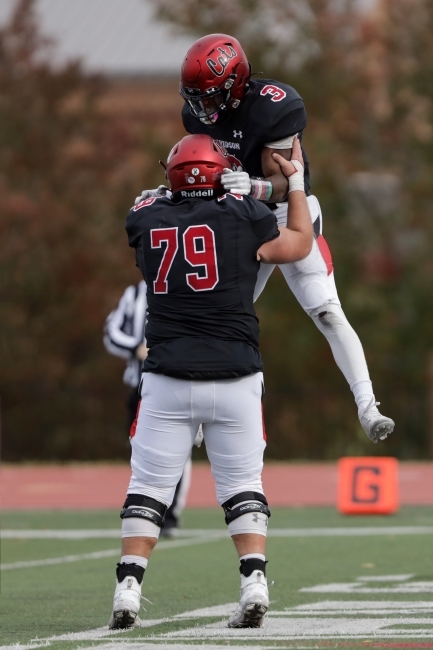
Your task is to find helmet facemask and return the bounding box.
[180,74,237,125]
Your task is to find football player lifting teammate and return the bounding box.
[137,34,394,443]
[109,133,313,629]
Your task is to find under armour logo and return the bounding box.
[233,130,243,138]
[253,514,268,525]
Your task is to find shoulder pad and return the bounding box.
[133,196,167,212]
[217,193,244,202]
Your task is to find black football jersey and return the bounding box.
[126,193,280,379]
[182,78,310,200]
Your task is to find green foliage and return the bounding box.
[0,1,152,460]
[2,0,433,459]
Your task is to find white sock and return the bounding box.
[239,553,266,562]
[351,380,375,412]
[120,554,148,570]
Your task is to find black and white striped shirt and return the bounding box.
[103,281,147,387]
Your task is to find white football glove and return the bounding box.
[221,168,252,195]
[134,185,172,205]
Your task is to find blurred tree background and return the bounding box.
[1,0,433,461]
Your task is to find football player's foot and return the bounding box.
[359,398,395,443]
[108,574,142,629]
[228,569,269,628]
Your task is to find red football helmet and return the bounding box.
[180,34,251,125]
[166,134,230,199]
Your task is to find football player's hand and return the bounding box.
[221,169,252,195]
[136,343,148,360]
[272,136,304,192]
[134,185,172,205]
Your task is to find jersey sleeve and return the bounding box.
[126,196,172,250]
[246,197,280,244]
[267,102,307,142]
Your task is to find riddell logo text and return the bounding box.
[181,189,213,197]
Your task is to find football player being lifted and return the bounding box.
[109,134,313,629]
[137,34,394,442]
[177,33,394,442]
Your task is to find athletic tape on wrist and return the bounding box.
[288,160,305,193]
[250,178,273,202]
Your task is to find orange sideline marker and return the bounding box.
[337,456,399,515]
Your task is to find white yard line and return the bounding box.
[3,526,433,572]
[79,645,291,650]
[0,533,226,570]
[3,525,433,540]
[0,643,288,650]
[0,548,120,570]
[268,525,433,537]
[280,599,433,614]
[2,598,433,648]
[2,529,122,539]
[1,529,227,539]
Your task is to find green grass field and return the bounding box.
[2,506,433,649]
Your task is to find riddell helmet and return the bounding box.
[180,33,251,125]
[166,134,230,199]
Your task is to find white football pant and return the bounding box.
[128,372,266,506]
[254,196,372,399]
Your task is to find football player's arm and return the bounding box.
[261,103,308,201]
[221,149,291,202]
[103,286,141,360]
[260,145,292,202]
[221,102,307,201]
[257,136,313,264]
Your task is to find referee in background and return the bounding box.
[104,279,200,536]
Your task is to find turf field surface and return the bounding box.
[2,507,433,650]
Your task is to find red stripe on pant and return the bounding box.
[317,234,333,275]
[130,399,141,438]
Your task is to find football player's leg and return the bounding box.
[109,374,196,629]
[203,373,269,628]
[162,455,192,537]
[278,195,394,442]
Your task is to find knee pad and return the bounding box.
[222,492,270,537]
[120,493,167,528]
